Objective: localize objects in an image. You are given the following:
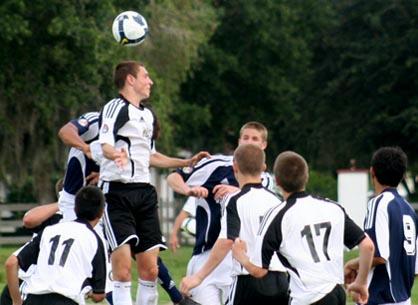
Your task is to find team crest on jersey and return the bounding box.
[102,124,109,133]
[143,127,152,138]
[78,118,88,127]
[182,166,192,174]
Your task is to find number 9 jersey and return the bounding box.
[364,188,418,304]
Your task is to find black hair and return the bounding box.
[371,146,407,187]
[74,186,105,221]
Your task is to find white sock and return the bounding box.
[136,279,158,305]
[113,281,132,305]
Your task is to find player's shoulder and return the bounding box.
[195,154,233,167]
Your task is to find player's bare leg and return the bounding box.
[135,247,160,305]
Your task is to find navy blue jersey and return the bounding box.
[176,155,238,255]
[364,188,417,304]
[62,112,100,195]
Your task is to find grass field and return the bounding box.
[0,245,417,305]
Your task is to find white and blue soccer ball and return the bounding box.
[112,11,148,46]
[181,217,196,237]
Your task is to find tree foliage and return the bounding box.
[0,0,218,201]
[177,0,335,164]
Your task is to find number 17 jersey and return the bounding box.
[252,192,365,305]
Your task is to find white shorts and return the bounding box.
[187,250,233,305]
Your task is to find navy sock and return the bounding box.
[158,257,183,303]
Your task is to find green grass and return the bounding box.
[1,245,418,305]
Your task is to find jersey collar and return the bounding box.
[242,182,263,191]
[75,218,94,230]
[119,94,145,109]
[286,191,309,201]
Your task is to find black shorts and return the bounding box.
[102,181,166,254]
[228,271,289,305]
[311,284,345,305]
[23,293,77,305]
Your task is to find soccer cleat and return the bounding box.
[177,296,201,305]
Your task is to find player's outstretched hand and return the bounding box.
[169,231,180,253]
[232,238,248,264]
[86,171,100,186]
[180,275,203,297]
[187,186,209,198]
[343,259,358,285]
[213,184,240,201]
[346,281,369,305]
[188,151,210,167]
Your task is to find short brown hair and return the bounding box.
[114,61,143,89]
[234,144,265,176]
[239,121,268,142]
[273,151,308,193]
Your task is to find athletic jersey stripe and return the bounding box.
[105,99,124,118]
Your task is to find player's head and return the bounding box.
[273,151,309,193]
[114,61,153,99]
[233,144,266,177]
[74,186,105,221]
[238,121,268,150]
[371,146,407,187]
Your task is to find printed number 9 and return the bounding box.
[403,215,416,256]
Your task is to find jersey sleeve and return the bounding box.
[364,199,390,260]
[183,197,197,217]
[70,112,99,137]
[16,233,42,271]
[226,197,240,241]
[99,101,128,146]
[89,237,107,294]
[251,208,282,269]
[343,211,366,249]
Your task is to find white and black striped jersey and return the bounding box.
[17,219,106,304]
[253,192,365,305]
[218,183,285,276]
[99,96,156,183]
[364,188,418,304]
[176,155,278,255]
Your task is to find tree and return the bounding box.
[177,0,335,165]
[0,0,218,201]
[305,0,418,170]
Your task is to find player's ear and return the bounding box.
[261,141,267,150]
[126,74,136,86]
[262,163,267,172]
[233,161,239,175]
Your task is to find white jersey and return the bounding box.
[253,192,365,305]
[17,219,107,304]
[219,183,285,276]
[99,96,156,183]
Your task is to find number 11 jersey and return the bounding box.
[17,219,107,304]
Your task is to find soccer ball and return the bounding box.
[112,11,148,46]
[181,217,196,237]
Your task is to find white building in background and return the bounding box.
[337,168,369,228]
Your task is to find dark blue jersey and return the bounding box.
[62,112,100,195]
[176,155,238,255]
[364,188,417,304]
